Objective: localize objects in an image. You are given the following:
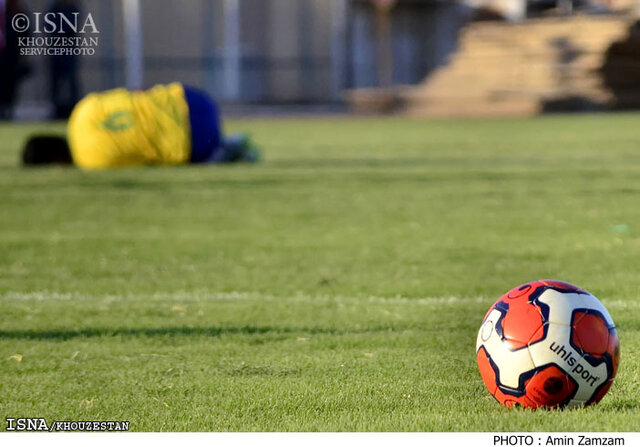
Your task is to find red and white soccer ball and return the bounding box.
[476,280,620,409]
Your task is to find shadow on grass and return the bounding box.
[0,324,396,341]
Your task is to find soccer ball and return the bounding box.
[476,280,619,408]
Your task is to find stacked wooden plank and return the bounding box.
[402,15,634,117]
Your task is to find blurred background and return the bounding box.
[1,0,640,120]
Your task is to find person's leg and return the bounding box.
[204,134,259,163]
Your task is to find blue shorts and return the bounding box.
[183,86,222,163]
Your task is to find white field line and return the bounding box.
[0,290,636,310]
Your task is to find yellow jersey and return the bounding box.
[67,83,191,169]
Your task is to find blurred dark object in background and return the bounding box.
[601,21,640,110]
[527,0,612,16]
[0,0,32,120]
[48,0,81,119]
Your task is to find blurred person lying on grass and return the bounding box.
[22,83,260,169]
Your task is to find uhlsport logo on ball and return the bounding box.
[476,280,620,409]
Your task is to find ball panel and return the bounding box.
[500,296,545,350]
[482,313,538,389]
[527,324,546,347]
[537,280,587,294]
[527,322,570,369]
[506,283,532,299]
[586,379,614,406]
[492,370,539,408]
[565,398,586,408]
[608,328,620,379]
[524,364,577,408]
[476,346,498,395]
[537,289,582,326]
[570,353,610,403]
[571,311,609,356]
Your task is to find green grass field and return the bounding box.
[1,114,639,431]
